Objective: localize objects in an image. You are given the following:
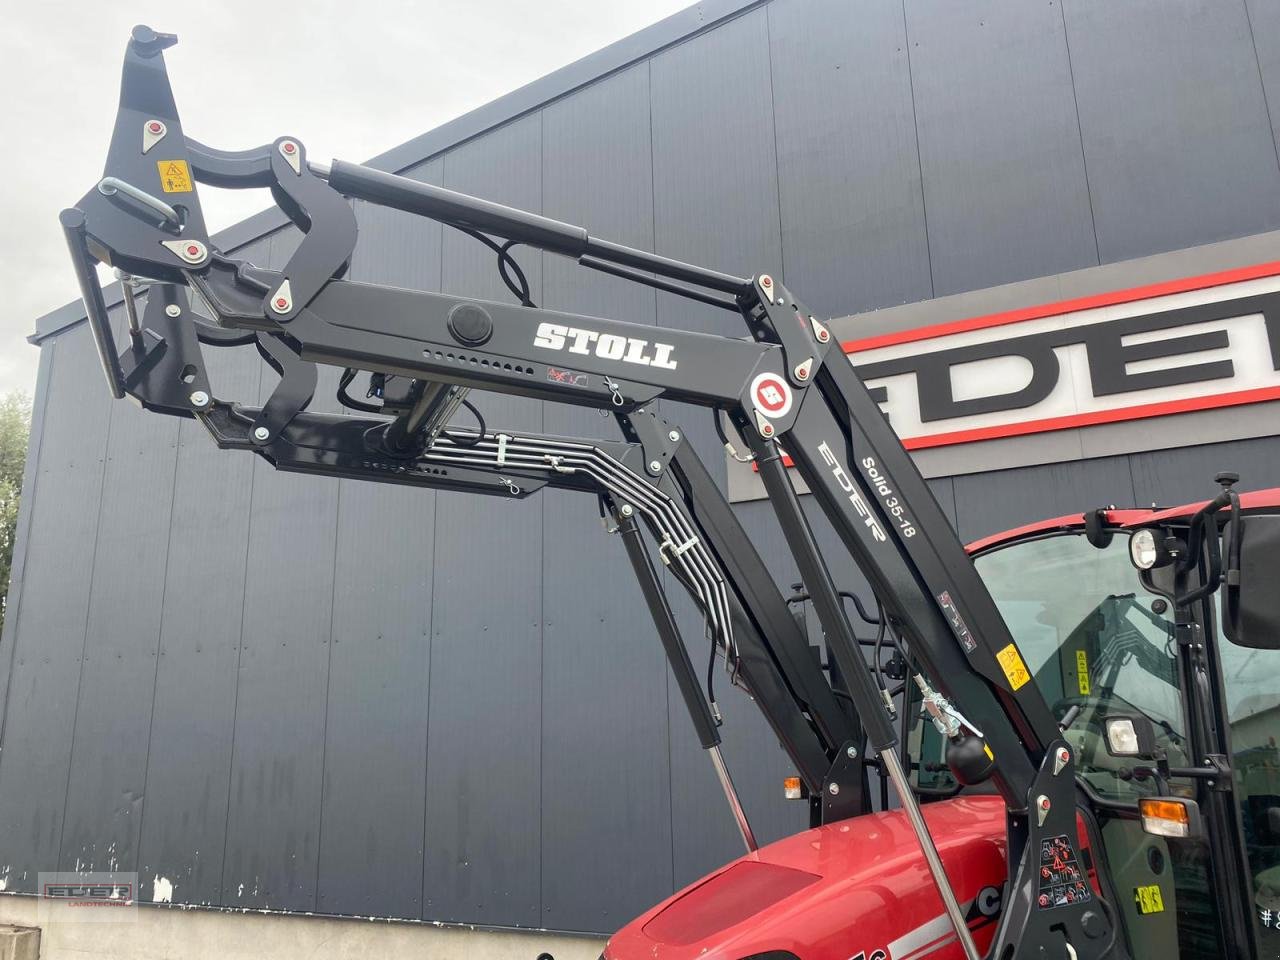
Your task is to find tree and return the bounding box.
[0,392,32,638]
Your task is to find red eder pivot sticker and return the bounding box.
[750,372,794,419]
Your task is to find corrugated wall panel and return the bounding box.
[953,457,1137,544]
[1129,436,1280,508]
[903,0,1098,295]
[134,338,262,907]
[539,64,677,933]
[1062,0,1280,263]
[0,345,53,790]
[425,114,545,927]
[317,482,436,918]
[0,328,113,891]
[1245,0,1280,167]
[57,354,181,877]
[768,0,932,316]
[314,159,444,920]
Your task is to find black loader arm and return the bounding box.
[57,26,1126,960]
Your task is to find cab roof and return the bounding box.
[964,487,1280,555]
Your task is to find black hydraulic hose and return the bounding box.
[443,398,486,448]
[337,368,383,414]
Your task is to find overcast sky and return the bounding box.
[0,0,693,398]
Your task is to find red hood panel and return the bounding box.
[607,797,1009,960]
[642,861,820,946]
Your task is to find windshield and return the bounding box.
[973,532,1189,801]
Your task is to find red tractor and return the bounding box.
[58,27,1280,959]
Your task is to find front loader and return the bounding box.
[52,26,1280,959]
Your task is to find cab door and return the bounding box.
[969,528,1221,958]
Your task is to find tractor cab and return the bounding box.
[958,487,1280,958]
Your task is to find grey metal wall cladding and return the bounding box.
[1062,0,1280,264]
[903,0,1098,296]
[9,0,1280,936]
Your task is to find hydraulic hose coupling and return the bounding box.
[915,675,962,740]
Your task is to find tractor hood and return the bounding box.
[604,796,1008,960]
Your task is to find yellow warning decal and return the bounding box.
[1076,649,1091,695]
[1134,884,1165,915]
[996,643,1031,691]
[983,743,994,761]
[157,159,193,193]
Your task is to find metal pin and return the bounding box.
[1053,746,1071,776]
[142,119,167,154]
[279,140,302,175]
[604,377,624,406]
[270,280,293,314]
[189,391,210,408]
[161,238,207,265]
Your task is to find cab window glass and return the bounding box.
[972,533,1188,801]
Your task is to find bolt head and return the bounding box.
[796,367,808,380]
[147,120,163,134]
[186,243,200,256]
[164,304,181,318]
[760,275,772,288]
[283,141,296,154]
[827,783,839,796]
[253,426,270,442]
[1057,747,1070,763]
[1038,796,1051,811]
[648,459,662,474]
[189,391,210,408]
[846,745,858,760]
[275,297,288,309]
[761,423,774,437]
[668,430,680,443]
[619,504,634,517]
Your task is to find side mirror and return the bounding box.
[1103,714,1158,760]
[1139,797,1204,839]
[1223,515,1280,649]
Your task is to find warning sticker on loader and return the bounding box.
[1134,884,1165,915]
[1076,649,1091,695]
[157,159,193,193]
[1037,835,1091,910]
[996,643,1031,691]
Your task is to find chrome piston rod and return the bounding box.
[880,749,980,960]
[709,744,757,853]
